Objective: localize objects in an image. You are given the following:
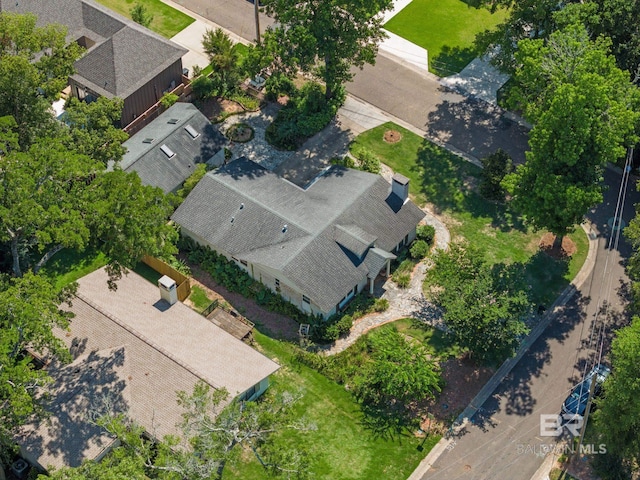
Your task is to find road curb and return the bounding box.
[407,222,598,480]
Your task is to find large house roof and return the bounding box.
[1,0,187,100]
[15,267,279,471]
[172,158,425,313]
[119,103,226,193]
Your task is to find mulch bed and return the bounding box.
[185,259,300,341]
[539,233,577,259]
[195,97,245,121]
[383,129,402,143]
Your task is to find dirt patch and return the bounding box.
[539,233,577,258]
[183,258,301,341]
[195,97,245,121]
[419,357,495,430]
[383,129,402,143]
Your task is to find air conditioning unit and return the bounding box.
[11,458,29,479]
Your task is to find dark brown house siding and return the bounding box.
[122,59,184,125]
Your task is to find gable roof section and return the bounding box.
[172,158,425,312]
[120,103,226,193]
[1,0,186,100]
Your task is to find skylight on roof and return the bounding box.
[168,118,179,124]
[160,144,176,158]
[184,124,200,139]
[143,138,154,144]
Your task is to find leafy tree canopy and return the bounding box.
[262,0,393,101]
[0,12,84,147]
[594,316,640,471]
[503,24,640,239]
[427,242,531,363]
[0,273,74,457]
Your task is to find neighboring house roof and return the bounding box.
[15,267,279,471]
[0,0,187,100]
[172,158,425,313]
[119,103,226,193]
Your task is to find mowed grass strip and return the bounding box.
[227,332,438,480]
[384,0,507,75]
[351,122,588,306]
[96,0,194,38]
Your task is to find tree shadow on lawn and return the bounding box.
[411,138,526,232]
[358,401,420,442]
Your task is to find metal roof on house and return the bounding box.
[14,267,279,471]
[120,103,226,193]
[172,158,425,313]
[1,0,187,100]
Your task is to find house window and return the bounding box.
[302,295,310,304]
[353,285,358,295]
[275,278,280,288]
[242,383,257,401]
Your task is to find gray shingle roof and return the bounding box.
[1,0,187,100]
[120,103,226,193]
[172,158,425,313]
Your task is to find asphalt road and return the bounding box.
[346,52,531,164]
[422,167,638,479]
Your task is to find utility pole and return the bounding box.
[254,0,261,45]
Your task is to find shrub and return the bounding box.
[177,163,208,201]
[160,93,179,109]
[372,298,389,312]
[480,149,513,201]
[266,81,341,150]
[351,144,381,174]
[416,224,436,245]
[319,314,353,342]
[229,93,260,111]
[410,240,430,259]
[264,72,295,101]
[395,273,410,288]
[331,156,356,168]
[191,75,216,99]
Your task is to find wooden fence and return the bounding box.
[141,255,191,301]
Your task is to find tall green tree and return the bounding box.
[63,97,129,167]
[45,382,312,479]
[503,25,640,244]
[0,274,74,460]
[593,316,640,472]
[201,28,241,96]
[427,242,531,363]
[0,13,83,147]
[353,328,441,411]
[262,0,393,101]
[0,135,177,278]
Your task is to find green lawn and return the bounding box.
[351,122,588,306]
[188,285,214,313]
[96,0,194,38]
[384,0,508,76]
[40,248,109,289]
[228,332,439,479]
